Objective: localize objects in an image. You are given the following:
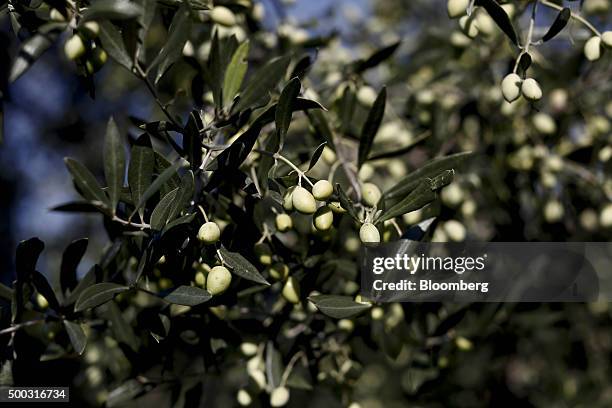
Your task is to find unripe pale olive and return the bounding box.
[240,342,258,356]
[459,15,479,38]
[359,223,380,243]
[237,389,252,406]
[532,112,557,135]
[443,220,466,242]
[292,186,317,214]
[87,48,107,73]
[64,35,86,60]
[270,387,290,407]
[521,78,542,101]
[600,203,612,228]
[254,243,273,265]
[195,271,206,287]
[81,21,100,39]
[269,262,289,281]
[36,293,49,309]
[361,183,382,207]
[206,265,232,295]
[313,206,334,231]
[210,6,237,26]
[312,179,333,201]
[357,86,377,106]
[328,201,346,214]
[501,73,522,103]
[282,276,300,304]
[321,146,337,164]
[543,200,564,223]
[275,213,293,232]
[197,221,221,244]
[371,306,384,320]
[50,8,67,22]
[455,336,473,351]
[447,0,469,18]
[602,31,612,48]
[283,186,296,211]
[474,9,496,36]
[584,36,602,61]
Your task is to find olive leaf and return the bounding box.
[150,188,180,230]
[63,320,87,355]
[149,3,191,84]
[75,283,130,312]
[354,41,401,73]
[542,8,571,42]
[475,0,518,45]
[60,239,88,296]
[218,247,270,286]
[377,179,436,223]
[0,283,12,301]
[164,286,212,306]
[308,142,327,171]
[232,55,291,113]
[308,295,371,319]
[16,237,44,281]
[358,87,386,168]
[81,0,143,22]
[223,41,249,108]
[64,158,110,207]
[66,264,101,306]
[99,21,133,71]
[128,144,155,221]
[32,271,60,311]
[103,117,126,214]
[275,77,302,147]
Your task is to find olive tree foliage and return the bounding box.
[0,0,611,406]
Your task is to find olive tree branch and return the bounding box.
[134,63,184,131]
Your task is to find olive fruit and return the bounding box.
[80,21,100,39]
[195,271,206,287]
[269,263,289,281]
[50,8,67,22]
[321,146,336,164]
[544,200,564,223]
[64,35,86,60]
[501,73,522,103]
[602,31,612,48]
[36,293,49,309]
[362,183,382,207]
[459,15,478,38]
[600,203,612,228]
[86,47,107,74]
[240,342,258,356]
[359,223,380,243]
[270,386,290,407]
[521,78,542,102]
[197,221,220,244]
[584,36,602,61]
[313,206,334,231]
[282,186,296,211]
[275,213,293,232]
[312,179,333,201]
[237,389,252,406]
[282,276,300,304]
[447,0,469,18]
[532,112,557,135]
[210,6,237,26]
[206,266,232,295]
[292,186,317,214]
[254,243,273,265]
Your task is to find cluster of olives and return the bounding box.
[195,221,232,295]
[584,31,612,61]
[501,74,542,103]
[54,9,107,75]
[278,180,337,232]
[253,243,300,304]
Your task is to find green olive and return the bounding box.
[282,186,296,211]
[254,243,273,265]
[361,183,382,207]
[313,206,333,231]
[292,186,317,214]
[359,223,380,243]
[194,271,206,287]
[447,0,469,18]
[268,262,289,281]
[584,36,602,61]
[275,213,293,232]
[206,265,232,295]
[602,31,612,48]
[270,386,290,407]
[501,73,522,103]
[80,21,100,39]
[312,179,333,201]
[282,276,300,304]
[210,6,237,26]
[64,35,86,60]
[197,222,221,244]
[521,78,542,102]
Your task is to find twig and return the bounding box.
[0,319,46,336]
[112,216,151,229]
[135,63,184,131]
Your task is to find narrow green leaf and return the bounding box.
[358,87,386,168]
[149,4,191,83]
[64,158,110,206]
[475,0,518,45]
[128,145,155,220]
[266,343,283,389]
[16,238,44,281]
[355,41,401,73]
[81,0,143,22]
[60,238,88,296]
[335,184,360,222]
[130,158,188,220]
[167,170,194,222]
[377,180,436,223]
[233,55,291,113]
[66,265,101,305]
[219,247,269,286]
[74,283,130,312]
[150,188,179,230]
[308,142,327,171]
[308,295,371,319]
[99,21,133,71]
[106,301,139,351]
[384,152,473,200]
[275,77,301,146]
[223,41,249,108]
[104,117,125,214]
[162,213,196,234]
[164,286,212,306]
[63,321,87,355]
[542,8,571,42]
[32,271,60,311]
